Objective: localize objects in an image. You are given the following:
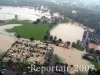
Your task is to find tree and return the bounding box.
[67,41,71,45]
[72,42,76,47]
[33,19,41,24]
[54,36,57,41]
[58,38,63,43]
[94,50,100,68]
[16,35,21,38]
[50,35,53,41]
[44,35,48,41]
[46,30,50,36]
[30,37,35,42]
[15,14,18,19]
[88,48,95,54]
[37,19,41,23]
[77,40,81,44]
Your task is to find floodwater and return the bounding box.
[50,23,84,43]
[0,6,51,21]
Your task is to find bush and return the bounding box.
[86,48,95,54]
[54,54,63,63]
[72,43,84,51]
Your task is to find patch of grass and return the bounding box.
[90,61,100,70]
[73,71,88,75]
[54,54,63,63]
[6,19,49,40]
[72,43,84,51]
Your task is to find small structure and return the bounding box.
[0,20,6,25]
[63,41,71,49]
[41,16,50,23]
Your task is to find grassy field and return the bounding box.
[90,61,100,70]
[7,20,49,40]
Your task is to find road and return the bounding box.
[46,52,55,75]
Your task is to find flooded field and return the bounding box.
[50,23,84,43]
[0,6,51,21]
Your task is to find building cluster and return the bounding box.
[81,30,100,51]
[2,38,54,65]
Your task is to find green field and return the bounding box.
[90,61,100,70]
[7,20,49,40]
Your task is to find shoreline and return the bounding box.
[0,24,19,54]
[0,24,22,35]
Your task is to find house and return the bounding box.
[40,16,50,23]
[0,20,6,25]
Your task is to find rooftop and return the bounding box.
[89,34,100,42]
[0,20,5,23]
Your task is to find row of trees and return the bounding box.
[43,35,63,45]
